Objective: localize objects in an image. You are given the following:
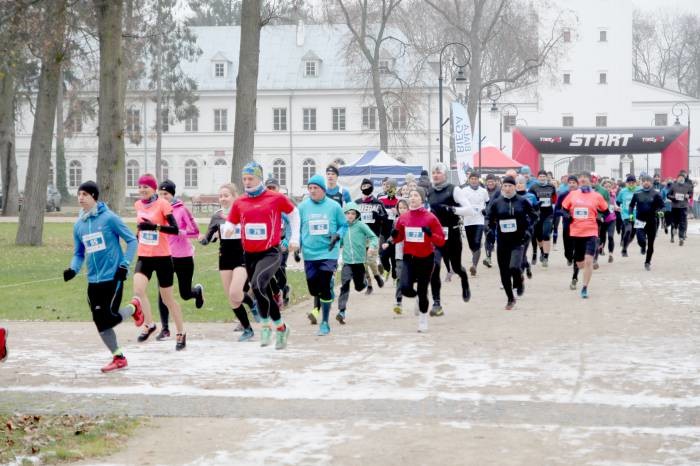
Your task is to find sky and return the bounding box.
[631,0,700,11]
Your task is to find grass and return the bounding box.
[0,413,141,465]
[0,222,310,322]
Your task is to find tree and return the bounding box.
[94,0,127,213]
[16,0,68,245]
[187,0,241,26]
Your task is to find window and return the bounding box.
[390,106,407,130]
[596,115,608,127]
[332,108,346,131]
[563,73,571,85]
[185,115,198,132]
[562,29,571,42]
[654,113,668,126]
[599,30,607,42]
[214,62,225,77]
[503,114,516,133]
[185,159,198,188]
[333,158,346,167]
[160,109,169,133]
[302,158,316,185]
[362,106,377,130]
[214,109,227,131]
[161,160,169,182]
[68,111,82,133]
[214,158,227,168]
[599,72,607,84]
[273,108,287,131]
[126,160,139,187]
[68,160,82,188]
[304,60,317,77]
[126,108,140,133]
[562,116,574,127]
[379,59,391,74]
[303,108,316,131]
[273,159,287,187]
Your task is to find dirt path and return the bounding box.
[1,224,699,465]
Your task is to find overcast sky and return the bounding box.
[631,0,699,12]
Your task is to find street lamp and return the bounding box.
[672,102,691,172]
[478,83,501,174]
[499,103,518,151]
[438,42,470,164]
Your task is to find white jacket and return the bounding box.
[460,185,490,226]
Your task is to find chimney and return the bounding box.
[296,19,305,47]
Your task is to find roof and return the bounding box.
[351,149,406,166]
[472,146,523,168]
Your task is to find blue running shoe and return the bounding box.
[580,286,589,299]
[238,327,254,342]
[250,302,261,323]
[317,321,330,336]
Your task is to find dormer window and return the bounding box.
[214,62,225,78]
[210,52,231,78]
[379,59,391,74]
[305,60,318,77]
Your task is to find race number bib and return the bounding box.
[634,219,646,229]
[309,219,329,236]
[539,197,552,208]
[387,209,396,220]
[139,230,160,245]
[245,223,268,240]
[442,227,449,239]
[361,211,375,223]
[499,219,517,233]
[82,232,106,254]
[573,207,589,219]
[609,204,615,213]
[405,227,424,242]
[675,193,686,201]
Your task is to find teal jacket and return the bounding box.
[341,219,378,264]
[298,195,347,260]
[616,186,640,219]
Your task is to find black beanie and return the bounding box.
[159,179,176,196]
[326,165,340,176]
[78,181,99,200]
[502,176,516,186]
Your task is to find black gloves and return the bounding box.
[294,251,301,263]
[138,221,157,231]
[63,268,76,282]
[328,233,340,251]
[114,265,128,282]
[390,228,399,239]
[421,226,433,237]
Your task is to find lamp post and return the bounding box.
[499,103,518,151]
[438,42,470,164]
[672,102,691,173]
[477,83,501,174]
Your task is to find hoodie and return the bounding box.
[167,199,200,258]
[340,202,378,264]
[298,194,348,261]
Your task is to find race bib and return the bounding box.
[573,207,589,219]
[309,219,329,236]
[540,197,552,208]
[387,210,396,220]
[634,219,646,229]
[499,219,517,233]
[675,193,686,201]
[139,230,159,246]
[82,232,106,254]
[609,204,615,213]
[405,227,424,242]
[245,223,268,240]
[361,211,375,223]
[442,227,449,239]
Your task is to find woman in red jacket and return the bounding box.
[388,187,445,332]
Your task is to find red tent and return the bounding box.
[472,146,523,173]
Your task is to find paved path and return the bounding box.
[1,225,699,465]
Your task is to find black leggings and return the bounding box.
[245,248,283,322]
[562,223,574,262]
[87,279,125,332]
[158,256,196,329]
[496,243,524,302]
[401,254,434,314]
[271,251,289,295]
[598,220,615,254]
[430,228,469,302]
[621,220,634,252]
[464,224,484,266]
[636,219,658,263]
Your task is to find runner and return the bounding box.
[226,161,300,349]
[661,180,673,234]
[616,175,640,257]
[462,172,490,276]
[528,170,557,267]
[131,174,187,350]
[62,181,142,372]
[0,327,6,362]
[562,172,608,299]
[200,183,259,341]
[629,175,665,270]
[427,163,473,316]
[516,176,539,279]
[597,179,617,264]
[338,201,376,323]
[378,179,400,279]
[298,175,347,335]
[482,174,499,268]
[387,187,445,332]
[487,176,535,310]
[265,178,292,308]
[391,199,409,314]
[355,178,388,294]
[155,180,204,341]
[553,175,570,249]
[667,172,693,246]
[325,164,352,206]
[590,173,611,269]
[554,175,580,287]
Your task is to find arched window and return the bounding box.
[272,159,287,187]
[126,160,140,187]
[302,158,316,185]
[68,160,82,188]
[185,159,198,188]
[332,158,346,167]
[214,158,227,167]
[161,160,169,182]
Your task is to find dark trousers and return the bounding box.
[562,223,574,263]
[636,219,658,263]
[158,256,195,329]
[338,263,367,311]
[379,241,396,277]
[621,220,634,252]
[598,220,615,254]
[464,224,484,266]
[246,248,283,322]
[671,207,688,239]
[87,279,125,332]
[401,254,434,314]
[496,243,524,302]
[484,223,496,257]
[430,228,469,303]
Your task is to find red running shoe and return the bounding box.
[101,355,128,373]
[131,297,144,327]
[0,328,7,362]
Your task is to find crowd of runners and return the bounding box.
[0,162,694,372]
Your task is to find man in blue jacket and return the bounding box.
[63,181,141,373]
[299,174,347,336]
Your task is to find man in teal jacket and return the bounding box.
[616,175,641,256]
[298,174,347,335]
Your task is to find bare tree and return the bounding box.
[16,0,68,245]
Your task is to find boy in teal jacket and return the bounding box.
[336,202,378,324]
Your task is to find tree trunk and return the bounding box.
[16,0,67,245]
[94,0,126,213]
[231,0,261,182]
[0,70,20,216]
[55,67,69,198]
[372,65,389,153]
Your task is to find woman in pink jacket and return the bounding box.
[156,180,205,340]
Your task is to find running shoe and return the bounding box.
[621,250,629,257]
[101,355,127,373]
[483,256,492,268]
[374,274,385,288]
[307,307,320,325]
[365,285,373,295]
[417,313,428,333]
[516,284,525,297]
[644,262,651,271]
[0,328,7,362]
[238,327,254,342]
[444,271,454,282]
[194,284,205,309]
[525,265,532,279]
[469,265,477,276]
[260,326,273,347]
[131,297,144,327]
[175,333,187,351]
[566,260,573,267]
[429,303,444,317]
[336,311,346,325]
[580,286,589,299]
[541,257,548,268]
[505,300,515,311]
[569,278,578,290]
[383,270,391,281]
[679,239,685,246]
[275,325,290,350]
[640,247,646,255]
[392,303,402,315]
[608,255,613,263]
[317,321,330,336]
[137,324,157,343]
[462,285,471,303]
[156,328,171,341]
[593,261,599,270]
